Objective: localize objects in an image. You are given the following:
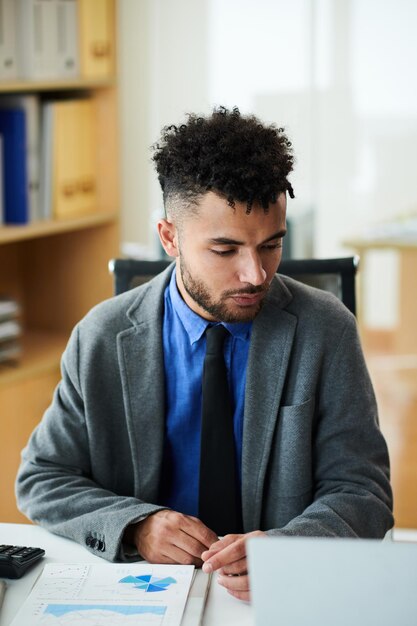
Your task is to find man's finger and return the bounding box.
[162,542,203,567]
[172,529,216,561]
[202,530,266,573]
[227,589,251,602]
[133,510,217,564]
[202,534,241,560]
[202,536,246,572]
[182,515,219,548]
[218,573,250,594]
[218,557,247,576]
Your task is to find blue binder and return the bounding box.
[0,108,29,224]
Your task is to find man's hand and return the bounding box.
[201,531,266,602]
[125,510,218,566]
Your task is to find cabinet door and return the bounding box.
[0,368,60,522]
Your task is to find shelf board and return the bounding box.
[0,77,116,94]
[0,330,67,387]
[344,238,417,251]
[0,211,118,244]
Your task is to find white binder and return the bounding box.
[55,0,79,78]
[16,0,79,80]
[0,0,18,79]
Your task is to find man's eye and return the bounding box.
[211,249,235,256]
[263,242,282,251]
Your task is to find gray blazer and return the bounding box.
[16,266,393,561]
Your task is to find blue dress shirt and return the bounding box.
[159,268,252,517]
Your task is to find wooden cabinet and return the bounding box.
[345,238,417,353]
[0,2,120,521]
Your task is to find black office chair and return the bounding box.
[108,256,359,316]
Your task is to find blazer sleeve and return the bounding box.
[15,323,167,563]
[267,314,394,538]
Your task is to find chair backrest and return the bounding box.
[108,256,359,316]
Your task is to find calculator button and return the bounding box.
[0,544,45,578]
[0,545,12,552]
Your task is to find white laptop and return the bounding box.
[248,536,417,626]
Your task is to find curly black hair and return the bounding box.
[152,106,294,216]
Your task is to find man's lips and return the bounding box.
[229,292,265,306]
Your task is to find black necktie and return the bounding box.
[199,325,242,536]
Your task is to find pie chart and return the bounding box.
[119,574,177,592]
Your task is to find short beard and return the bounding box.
[179,255,266,322]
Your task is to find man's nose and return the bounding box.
[237,251,267,286]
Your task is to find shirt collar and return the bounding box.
[168,268,252,345]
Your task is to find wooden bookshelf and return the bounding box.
[0,330,68,387]
[0,0,120,522]
[0,211,118,244]
[0,77,116,94]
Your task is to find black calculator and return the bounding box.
[0,544,45,579]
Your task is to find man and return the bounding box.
[16,107,393,602]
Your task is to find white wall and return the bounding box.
[118,0,417,326]
[118,0,153,251]
[118,0,211,256]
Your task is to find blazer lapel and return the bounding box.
[241,276,297,530]
[117,268,172,504]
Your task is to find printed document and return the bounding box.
[10,562,195,625]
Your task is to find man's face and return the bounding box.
[159,191,287,322]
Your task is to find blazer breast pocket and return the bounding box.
[267,396,316,498]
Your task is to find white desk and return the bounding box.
[0,523,253,626]
[2,525,417,626]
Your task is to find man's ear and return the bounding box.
[157,219,179,257]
